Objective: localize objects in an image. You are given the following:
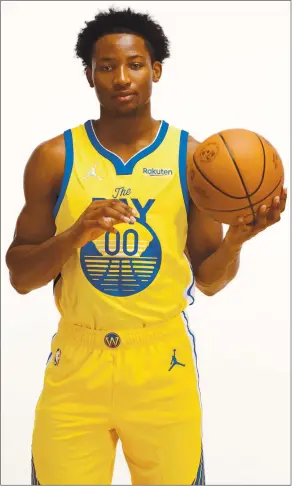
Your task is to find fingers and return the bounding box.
[255,205,268,230]
[108,199,138,219]
[86,216,122,236]
[225,216,252,247]
[91,199,138,220]
[265,186,287,225]
[90,200,137,226]
[84,217,116,231]
[80,199,139,241]
[266,196,281,224]
[254,187,287,231]
[280,187,288,213]
[102,206,136,224]
[97,218,118,234]
[236,216,248,231]
[226,187,287,246]
[236,215,253,236]
[85,205,137,236]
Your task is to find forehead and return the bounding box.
[93,33,150,60]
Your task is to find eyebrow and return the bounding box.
[98,54,145,62]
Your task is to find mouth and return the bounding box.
[113,92,136,103]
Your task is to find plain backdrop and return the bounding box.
[1,1,290,485]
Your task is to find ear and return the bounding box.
[86,67,94,88]
[152,61,162,83]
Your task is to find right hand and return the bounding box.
[67,199,138,249]
[225,188,287,248]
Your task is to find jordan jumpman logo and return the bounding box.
[83,164,102,180]
[168,349,186,371]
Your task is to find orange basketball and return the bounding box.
[187,128,284,225]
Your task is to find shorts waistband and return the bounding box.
[57,312,187,349]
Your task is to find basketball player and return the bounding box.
[6,7,287,486]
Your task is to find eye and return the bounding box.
[100,65,113,72]
[131,63,143,70]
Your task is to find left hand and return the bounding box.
[225,187,288,248]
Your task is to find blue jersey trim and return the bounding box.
[53,130,74,219]
[45,333,57,366]
[187,268,195,306]
[84,120,169,175]
[182,311,200,385]
[53,272,62,290]
[179,130,189,213]
[192,447,205,485]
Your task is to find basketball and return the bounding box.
[187,129,284,225]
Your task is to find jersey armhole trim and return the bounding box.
[53,129,74,219]
[53,272,62,290]
[179,130,190,213]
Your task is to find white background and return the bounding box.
[1,1,290,485]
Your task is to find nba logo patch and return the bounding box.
[104,333,121,348]
[54,348,61,366]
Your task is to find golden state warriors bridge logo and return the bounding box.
[80,198,161,296]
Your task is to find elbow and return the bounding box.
[195,278,227,296]
[198,286,218,297]
[198,279,234,296]
[195,276,219,296]
[8,273,30,295]
[203,289,217,297]
[6,252,32,294]
[15,287,30,295]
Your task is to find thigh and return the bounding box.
[121,420,204,485]
[32,427,118,485]
[32,424,118,485]
[32,334,117,485]
[118,313,205,485]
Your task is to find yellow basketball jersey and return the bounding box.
[53,120,195,330]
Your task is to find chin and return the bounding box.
[113,105,141,117]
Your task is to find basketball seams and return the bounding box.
[192,145,248,200]
[192,134,265,201]
[253,134,266,195]
[200,177,282,213]
[191,129,283,225]
[218,133,256,223]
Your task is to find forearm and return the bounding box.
[195,237,242,295]
[6,230,75,294]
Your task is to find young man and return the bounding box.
[6,7,286,486]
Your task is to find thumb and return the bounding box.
[227,216,246,234]
[225,216,249,246]
[103,217,118,234]
[236,216,248,231]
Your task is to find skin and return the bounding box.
[6,33,287,295]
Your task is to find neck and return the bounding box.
[94,103,158,145]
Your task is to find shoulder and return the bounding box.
[187,133,200,156]
[179,133,200,169]
[32,133,65,163]
[24,133,66,196]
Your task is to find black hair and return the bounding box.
[75,7,170,69]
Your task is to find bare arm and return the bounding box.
[5,135,74,294]
[6,136,137,295]
[187,201,242,296]
[186,136,242,296]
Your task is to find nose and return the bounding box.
[113,65,131,89]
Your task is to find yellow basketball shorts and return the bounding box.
[31,311,205,485]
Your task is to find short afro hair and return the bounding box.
[75,7,170,70]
